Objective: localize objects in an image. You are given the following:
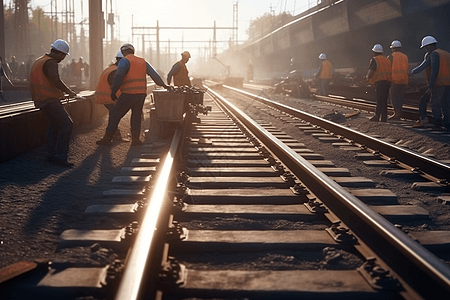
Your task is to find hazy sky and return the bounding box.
[27,0,317,51]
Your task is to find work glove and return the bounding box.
[111,92,118,101]
[68,90,77,98]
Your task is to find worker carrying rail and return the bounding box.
[387,40,409,120]
[167,51,192,87]
[96,43,170,146]
[30,39,78,168]
[411,35,450,131]
[315,53,332,96]
[366,44,392,122]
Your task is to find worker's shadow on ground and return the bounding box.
[23,143,123,235]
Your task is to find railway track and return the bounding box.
[0,91,95,119]
[242,82,426,122]
[2,86,450,299]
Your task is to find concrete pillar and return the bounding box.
[89,0,103,90]
[0,1,5,61]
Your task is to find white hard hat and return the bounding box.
[319,53,327,60]
[120,43,135,52]
[372,44,384,53]
[116,50,124,58]
[181,51,191,58]
[51,39,70,55]
[390,40,402,48]
[421,36,437,48]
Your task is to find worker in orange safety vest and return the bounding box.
[167,51,192,87]
[387,40,409,120]
[95,50,129,142]
[315,53,332,96]
[411,35,450,130]
[30,39,77,167]
[96,43,169,146]
[367,44,392,122]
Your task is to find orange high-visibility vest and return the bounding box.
[320,60,332,80]
[368,55,392,84]
[95,65,122,104]
[174,61,191,87]
[30,55,64,102]
[427,49,450,87]
[391,51,409,85]
[121,54,147,94]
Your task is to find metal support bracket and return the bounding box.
[304,197,328,213]
[166,221,188,241]
[290,183,309,195]
[280,171,295,183]
[357,257,401,290]
[158,256,186,288]
[325,221,356,244]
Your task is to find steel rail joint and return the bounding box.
[208,87,450,297]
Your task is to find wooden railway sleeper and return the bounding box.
[325,221,357,244]
[357,258,401,291]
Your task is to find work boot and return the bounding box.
[96,131,115,146]
[52,158,74,168]
[412,119,429,128]
[388,114,401,121]
[114,130,130,142]
[45,155,55,163]
[131,132,144,146]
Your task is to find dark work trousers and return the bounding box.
[374,80,391,121]
[106,93,146,136]
[389,84,406,116]
[418,92,431,121]
[104,103,114,113]
[430,86,450,128]
[40,100,73,160]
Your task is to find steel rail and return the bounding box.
[313,94,421,121]
[114,126,183,300]
[0,91,95,119]
[208,87,450,298]
[224,85,450,182]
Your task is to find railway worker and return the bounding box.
[30,39,77,167]
[167,51,192,87]
[387,40,409,120]
[411,36,450,130]
[315,53,332,96]
[0,56,14,101]
[95,50,129,142]
[9,56,18,80]
[96,43,169,146]
[366,44,392,122]
[74,57,84,88]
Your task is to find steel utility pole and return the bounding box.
[89,0,103,89]
[0,1,5,61]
